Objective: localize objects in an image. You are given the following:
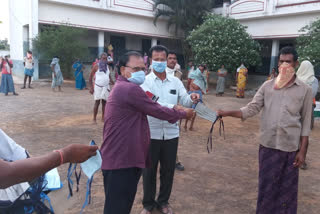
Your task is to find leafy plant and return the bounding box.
[187,14,261,78]
[32,25,89,78]
[297,18,320,70]
[0,39,10,50]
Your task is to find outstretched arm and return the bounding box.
[0,144,98,189]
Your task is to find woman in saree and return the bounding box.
[216,64,227,96]
[72,60,87,90]
[236,63,248,98]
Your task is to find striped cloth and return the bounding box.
[256,145,298,214]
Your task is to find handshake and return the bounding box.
[174,105,196,120]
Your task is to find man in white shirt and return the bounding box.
[166,51,184,171]
[140,46,199,214]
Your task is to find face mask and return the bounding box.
[274,62,295,89]
[152,60,167,73]
[128,71,146,85]
[80,140,102,178]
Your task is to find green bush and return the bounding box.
[33,25,89,79]
[187,14,261,77]
[297,18,320,70]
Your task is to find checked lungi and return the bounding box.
[256,145,299,214]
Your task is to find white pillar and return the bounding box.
[222,1,230,17]
[270,39,280,73]
[29,0,39,80]
[98,31,105,56]
[151,38,157,47]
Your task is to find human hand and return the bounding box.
[89,88,94,94]
[184,107,196,120]
[293,150,306,168]
[61,144,98,164]
[216,110,226,117]
[190,93,200,103]
[173,104,184,111]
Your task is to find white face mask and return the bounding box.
[80,141,102,178]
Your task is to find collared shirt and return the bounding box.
[141,71,193,140]
[101,76,186,170]
[240,78,313,152]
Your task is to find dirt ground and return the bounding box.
[1,81,320,214]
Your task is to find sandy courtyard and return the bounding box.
[1,81,320,214]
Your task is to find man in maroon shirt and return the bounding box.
[100,51,194,214]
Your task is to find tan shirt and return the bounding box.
[240,77,313,152]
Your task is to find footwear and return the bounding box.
[28,86,33,89]
[159,205,174,214]
[140,208,152,214]
[21,86,26,89]
[175,162,185,171]
[13,93,19,96]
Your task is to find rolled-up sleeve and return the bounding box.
[300,87,313,136]
[240,84,265,120]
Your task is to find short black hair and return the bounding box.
[168,50,177,57]
[117,51,143,75]
[149,45,168,58]
[27,50,32,54]
[279,46,298,62]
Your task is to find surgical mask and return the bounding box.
[152,60,167,73]
[128,71,145,85]
[80,141,102,178]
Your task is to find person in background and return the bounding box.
[165,51,185,171]
[203,64,210,93]
[185,64,207,131]
[267,67,277,80]
[236,63,248,98]
[296,60,319,169]
[0,129,98,189]
[0,55,18,96]
[218,46,312,214]
[73,59,87,90]
[186,61,194,90]
[50,56,64,92]
[216,64,228,96]
[144,52,149,72]
[22,50,34,89]
[101,51,194,214]
[89,52,114,124]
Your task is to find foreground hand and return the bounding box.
[293,150,306,168]
[62,144,98,163]
[190,93,200,103]
[174,105,184,111]
[184,108,196,120]
[216,110,226,117]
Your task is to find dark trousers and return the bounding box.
[143,138,178,211]
[103,168,142,214]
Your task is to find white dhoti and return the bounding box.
[94,84,110,100]
[94,68,110,101]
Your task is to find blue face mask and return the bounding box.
[152,60,167,73]
[128,71,146,85]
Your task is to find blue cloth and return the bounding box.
[0,74,15,94]
[188,90,202,109]
[24,68,34,77]
[73,61,86,90]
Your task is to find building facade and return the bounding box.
[9,0,182,79]
[9,0,320,79]
[215,0,320,74]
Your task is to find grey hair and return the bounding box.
[100,52,108,58]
